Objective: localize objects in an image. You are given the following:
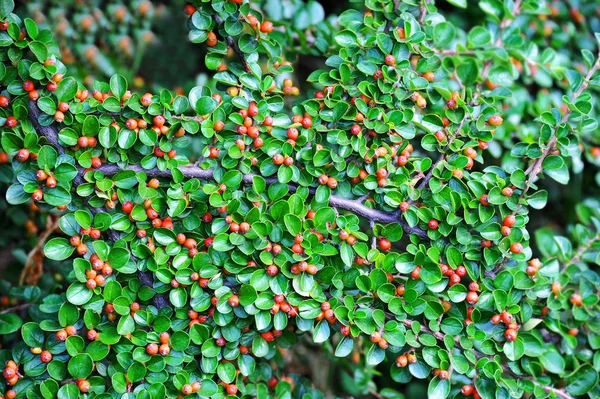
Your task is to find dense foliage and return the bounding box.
[1,0,600,398]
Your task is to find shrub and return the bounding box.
[0,0,600,398]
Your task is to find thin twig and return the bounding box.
[213,15,250,73]
[19,216,60,286]
[514,56,600,214]
[562,233,600,271]
[0,303,31,315]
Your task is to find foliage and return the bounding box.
[0,0,600,398]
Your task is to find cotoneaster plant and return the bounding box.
[0,0,599,398]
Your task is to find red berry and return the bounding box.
[379,238,391,251]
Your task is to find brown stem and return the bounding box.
[19,216,60,286]
[213,15,251,73]
[0,303,31,315]
[86,163,428,238]
[515,56,600,213]
[562,233,600,271]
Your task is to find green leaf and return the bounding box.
[566,365,599,396]
[446,0,466,7]
[66,283,93,306]
[22,322,44,347]
[427,377,450,399]
[44,238,75,260]
[0,313,22,334]
[0,0,14,17]
[195,96,218,115]
[542,155,569,184]
[56,77,78,102]
[109,74,127,99]
[313,320,330,343]
[37,145,57,171]
[68,353,94,379]
[540,349,565,374]
[433,22,455,48]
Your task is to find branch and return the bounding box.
[27,101,168,309]
[89,163,429,239]
[562,233,600,271]
[19,216,60,286]
[0,303,31,315]
[515,56,600,211]
[213,15,250,73]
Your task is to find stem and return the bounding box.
[562,233,600,271]
[19,216,60,286]
[85,163,429,239]
[515,56,600,212]
[0,303,31,315]
[213,15,250,73]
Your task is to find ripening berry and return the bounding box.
[141,93,153,107]
[488,115,503,126]
[462,385,474,395]
[396,354,408,367]
[16,149,29,162]
[379,238,391,251]
[510,242,523,254]
[22,80,34,92]
[399,201,410,212]
[480,194,489,206]
[228,295,240,307]
[384,54,396,66]
[206,31,217,46]
[570,293,582,306]
[146,343,159,355]
[159,344,170,356]
[504,329,517,341]
[501,311,513,324]
[503,215,516,227]
[260,21,273,33]
[5,116,17,128]
[56,329,68,341]
[266,265,278,276]
[502,187,513,196]
[87,329,99,341]
[411,266,421,279]
[40,351,52,363]
[466,291,479,304]
[184,3,196,15]
[369,331,381,343]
